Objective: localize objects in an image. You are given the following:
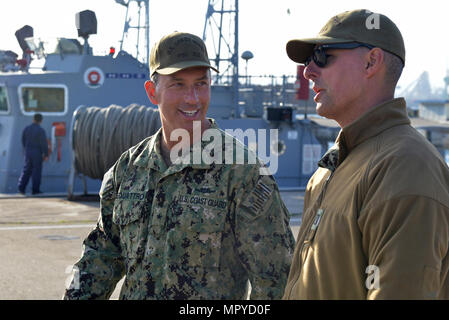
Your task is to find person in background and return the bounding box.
[18,113,48,195]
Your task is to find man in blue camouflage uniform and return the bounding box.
[18,113,48,195]
[64,32,295,300]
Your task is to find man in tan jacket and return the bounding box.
[283,9,449,299]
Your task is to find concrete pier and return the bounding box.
[0,191,303,299]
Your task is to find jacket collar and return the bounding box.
[319,98,410,171]
[341,98,410,152]
[132,128,165,171]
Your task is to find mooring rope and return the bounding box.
[72,104,161,179]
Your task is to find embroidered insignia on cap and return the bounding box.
[332,16,341,25]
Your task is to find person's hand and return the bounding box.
[43,156,49,161]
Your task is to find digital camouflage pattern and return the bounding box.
[64,120,295,300]
[317,145,339,172]
[317,131,348,172]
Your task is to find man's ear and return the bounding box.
[144,80,158,105]
[365,48,384,78]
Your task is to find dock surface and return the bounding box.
[0,191,303,299]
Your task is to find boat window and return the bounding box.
[0,86,8,112]
[25,37,82,57]
[20,86,65,113]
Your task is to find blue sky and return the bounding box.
[1,0,448,92]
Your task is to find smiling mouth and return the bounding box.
[179,109,200,117]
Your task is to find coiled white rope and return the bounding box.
[72,104,161,179]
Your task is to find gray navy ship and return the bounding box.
[1,0,447,197]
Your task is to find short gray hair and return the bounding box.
[383,51,404,88]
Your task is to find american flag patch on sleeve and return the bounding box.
[240,178,274,218]
[250,180,273,212]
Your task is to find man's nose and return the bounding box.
[303,62,319,81]
[184,86,199,104]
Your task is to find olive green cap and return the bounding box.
[150,31,219,76]
[286,9,405,65]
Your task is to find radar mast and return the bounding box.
[116,0,150,66]
[203,0,239,117]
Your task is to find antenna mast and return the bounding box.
[116,0,150,66]
[203,0,239,117]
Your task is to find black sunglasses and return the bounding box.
[304,42,375,68]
